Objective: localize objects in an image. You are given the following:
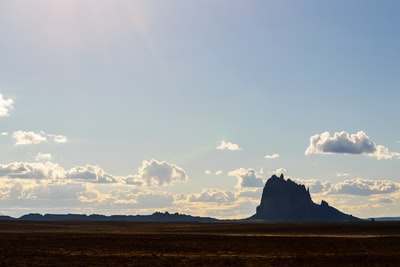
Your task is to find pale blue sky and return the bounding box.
[0,0,399,218]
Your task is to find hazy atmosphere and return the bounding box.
[0,0,399,219]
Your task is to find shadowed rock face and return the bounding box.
[251,174,359,222]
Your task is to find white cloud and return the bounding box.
[29,182,87,201]
[1,132,8,136]
[66,165,119,183]
[215,170,223,176]
[188,189,236,203]
[78,186,105,203]
[12,131,47,145]
[0,94,13,117]
[228,168,264,188]
[265,153,280,159]
[35,153,52,162]
[204,170,223,176]
[0,162,118,184]
[216,140,241,151]
[11,131,68,145]
[0,179,87,201]
[49,134,68,143]
[328,178,399,196]
[0,162,65,180]
[293,177,399,196]
[108,189,140,204]
[305,131,400,159]
[125,159,188,186]
[374,145,400,160]
[336,173,350,177]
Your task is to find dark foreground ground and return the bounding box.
[0,221,400,266]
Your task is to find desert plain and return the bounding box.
[0,221,399,266]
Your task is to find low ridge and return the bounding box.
[251,174,359,222]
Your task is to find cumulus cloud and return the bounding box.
[0,162,118,184]
[0,162,65,180]
[35,153,52,162]
[66,165,119,183]
[265,153,280,159]
[216,140,241,151]
[78,187,105,203]
[0,160,188,186]
[11,131,69,145]
[228,168,264,188]
[49,134,68,143]
[328,178,399,196]
[30,182,87,201]
[108,189,140,204]
[305,131,400,159]
[188,189,236,203]
[0,160,243,218]
[1,132,8,136]
[0,179,87,201]
[294,177,399,196]
[0,94,13,117]
[204,170,212,175]
[125,159,188,186]
[12,131,47,145]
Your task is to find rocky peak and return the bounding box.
[252,174,358,222]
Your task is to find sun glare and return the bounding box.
[10,1,155,58]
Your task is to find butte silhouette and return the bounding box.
[250,174,359,222]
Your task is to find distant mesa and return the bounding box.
[0,215,14,221]
[250,174,359,222]
[15,212,218,223]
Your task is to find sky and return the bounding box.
[0,0,399,219]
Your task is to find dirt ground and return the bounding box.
[0,221,399,266]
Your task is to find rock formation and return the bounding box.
[251,174,359,221]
